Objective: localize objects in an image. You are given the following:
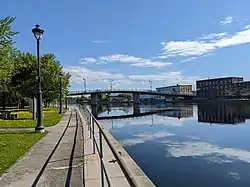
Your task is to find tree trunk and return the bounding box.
[17,98,20,109]
[2,92,6,110]
[20,99,25,109]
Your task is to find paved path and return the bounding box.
[0,108,84,187]
[0,107,154,187]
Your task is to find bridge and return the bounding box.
[69,89,195,105]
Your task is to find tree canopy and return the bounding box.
[0,16,71,108]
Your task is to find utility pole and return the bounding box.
[109,80,114,91]
[149,80,152,91]
[83,78,87,92]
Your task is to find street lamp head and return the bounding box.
[59,72,63,77]
[32,24,44,40]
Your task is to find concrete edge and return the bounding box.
[0,109,72,179]
[102,128,156,187]
[77,107,155,187]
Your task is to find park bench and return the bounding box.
[0,110,18,120]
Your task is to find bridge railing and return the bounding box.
[70,89,195,96]
[78,104,146,187]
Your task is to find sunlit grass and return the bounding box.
[0,108,67,128]
[0,130,46,175]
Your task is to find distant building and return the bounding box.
[156,84,192,94]
[196,77,244,98]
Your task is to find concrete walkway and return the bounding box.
[0,108,84,187]
[0,107,154,187]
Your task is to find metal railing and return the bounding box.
[78,104,141,187]
[70,89,195,96]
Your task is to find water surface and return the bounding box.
[96,103,250,187]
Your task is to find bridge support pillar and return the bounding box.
[91,93,97,105]
[133,104,140,116]
[133,93,140,104]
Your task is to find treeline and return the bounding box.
[0,16,70,109]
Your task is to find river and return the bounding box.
[94,102,250,187]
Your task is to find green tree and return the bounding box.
[0,16,18,81]
[0,16,71,109]
[0,16,18,109]
[10,52,37,108]
[11,53,71,108]
[40,54,70,107]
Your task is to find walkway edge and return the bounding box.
[0,109,72,186]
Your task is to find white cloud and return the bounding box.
[92,40,108,44]
[63,66,124,84]
[180,57,197,63]
[160,41,216,57]
[180,53,213,63]
[128,72,200,86]
[220,16,234,25]
[198,33,227,40]
[64,65,200,90]
[163,140,250,164]
[80,57,98,64]
[159,24,250,58]
[80,54,172,68]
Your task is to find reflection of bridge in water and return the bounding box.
[95,104,194,120]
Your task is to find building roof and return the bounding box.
[196,77,243,82]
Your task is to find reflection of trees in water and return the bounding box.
[97,105,107,113]
[97,104,133,115]
[157,105,194,119]
[198,103,250,124]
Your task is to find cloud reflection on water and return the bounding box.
[121,131,175,146]
[163,140,250,164]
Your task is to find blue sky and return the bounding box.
[2,0,250,91]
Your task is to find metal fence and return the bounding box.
[78,104,141,187]
[71,89,195,96]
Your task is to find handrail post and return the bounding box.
[99,130,103,158]
[99,129,104,187]
[89,116,92,139]
[88,113,90,130]
[92,118,95,154]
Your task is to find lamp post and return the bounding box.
[59,72,63,114]
[109,80,114,91]
[83,78,86,92]
[149,80,152,91]
[32,24,44,133]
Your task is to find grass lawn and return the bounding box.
[0,131,46,175]
[0,108,67,128]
